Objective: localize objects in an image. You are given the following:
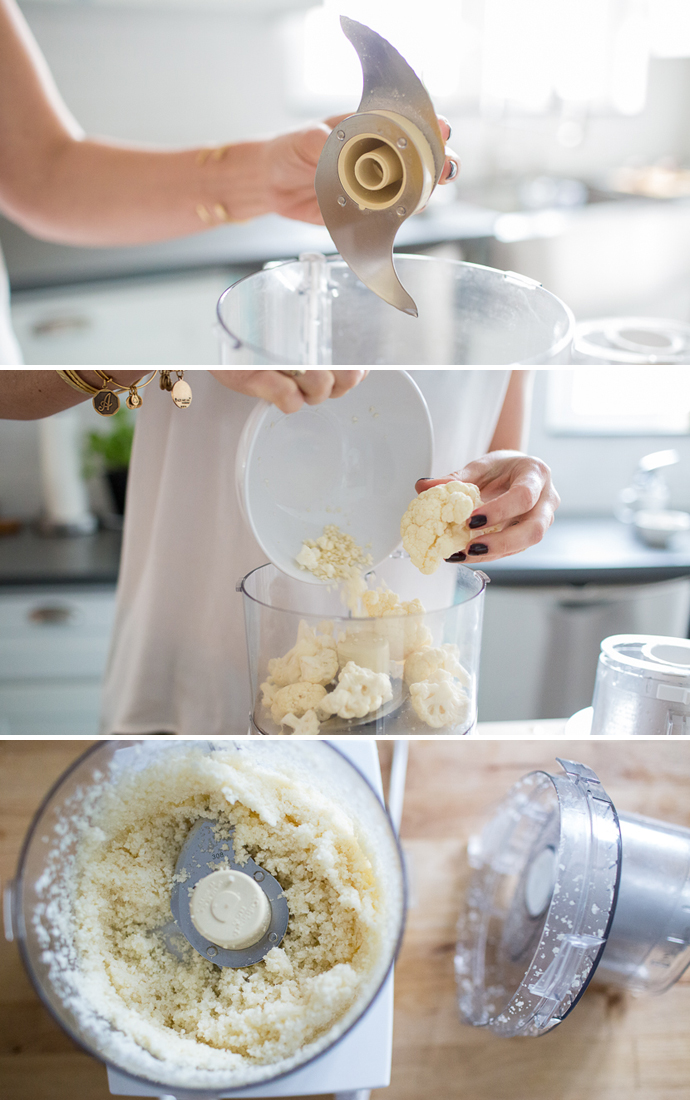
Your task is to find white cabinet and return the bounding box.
[478,576,690,722]
[0,586,116,737]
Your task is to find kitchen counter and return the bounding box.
[482,515,690,586]
[2,736,689,1100]
[3,517,690,593]
[0,528,121,588]
[2,201,498,291]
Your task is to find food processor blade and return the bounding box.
[169,819,289,968]
[314,17,445,315]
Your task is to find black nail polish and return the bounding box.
[444,552,466,562]
[468,543,488,556]
[469,514,487,529]
[417,477,433,482]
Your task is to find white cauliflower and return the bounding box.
[409,669,470,729]
[270,682,327,724]
[400,480,484,575]
[316,662,393,721]
[404,643,471,687]
[267,620,338,687]
[279,709,321,736]
[360,585,432,660]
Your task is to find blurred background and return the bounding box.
[3,0,690,363]
[1,367,690,735]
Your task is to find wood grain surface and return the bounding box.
[1,737,689,1100]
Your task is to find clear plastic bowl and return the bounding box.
[5,740,405,1095]
[238,555,486,737]
[217,254,574,365]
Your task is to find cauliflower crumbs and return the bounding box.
[296,525,372,583]
[71,748,384,1072]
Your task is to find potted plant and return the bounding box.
[84,409,135,516]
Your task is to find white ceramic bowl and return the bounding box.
[633,509,690,548]
[235,370,434,582]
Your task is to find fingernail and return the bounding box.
[469,514,487,529]
[446,160,458,181]
[468,543,488,556]
[445,552,466,562]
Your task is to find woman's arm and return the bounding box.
[488,369,534,452]
[0,370,148,419]
[0,0,457,247]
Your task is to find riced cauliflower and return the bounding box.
[270,682,327,724]
[360,585,432,660]
[316,662,393,721]
[267,621,338,688]
[404,643,470,687]
[400,480,484,575]
[280,709,321,736]
[409,668,470,729]
[296,525,372,582]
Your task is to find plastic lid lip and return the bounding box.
[600,635,690,680]
[457,759,622,1038]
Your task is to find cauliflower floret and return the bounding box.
[279,709,321,736]
[400,480,483,575]
[404,643,471,687]
[409,669,470,729]
[360,585,432,660]
[267,620,337,687]
[270,682,327,724]
[316,662,393,721]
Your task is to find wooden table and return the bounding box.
[2,738,690,1100]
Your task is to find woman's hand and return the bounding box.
[262,116,459,225]
[415,451,560,563]
[209,370,368,414]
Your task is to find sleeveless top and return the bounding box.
[100,369,511,736]
[0,244,22,364]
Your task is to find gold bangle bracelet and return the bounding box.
[55,369,102,396]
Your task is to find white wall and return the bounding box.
[527,371,690,516]
[18,4,690,178]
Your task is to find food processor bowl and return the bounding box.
[217,254,574,366]
[238,555,487,736]
[5,740,405,1096]
[456,758,690,1038]
[591,634,690,736]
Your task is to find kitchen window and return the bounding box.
[546,367,690,435]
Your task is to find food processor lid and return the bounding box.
[456,759,621,1037]
[601,634,690,684]
[573,316,690,364]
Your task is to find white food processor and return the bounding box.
[589,634,690,737]
[456,758,690,1037]
[3,739,405,1100]
[216,19,574,365]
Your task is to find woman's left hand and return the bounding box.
[415,451,560,563]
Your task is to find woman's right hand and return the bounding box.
[209,370,367,414]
